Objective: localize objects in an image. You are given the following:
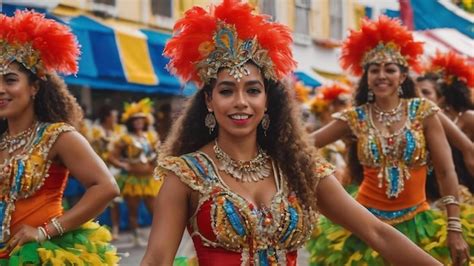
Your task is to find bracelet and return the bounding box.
[447,227,463,233]
[447,217,461,222]
[51,217,65,236]
[42,222,53,239]
[440,195,460,206]
[38,226,50,241]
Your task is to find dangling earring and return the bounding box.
[261,113,270,136]
[368,89,374,102]
[205,112,216,134]
[398,86,403,97]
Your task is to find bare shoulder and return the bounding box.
[48,130,91,160]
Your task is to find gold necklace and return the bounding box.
[0,121,38,154]
[372,100,403,127]
[213,140,271,182]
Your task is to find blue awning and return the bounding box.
[294,71,322,88]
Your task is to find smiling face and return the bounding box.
[206,63,267,139]
[367,63,406,100]
[0,62,38,119]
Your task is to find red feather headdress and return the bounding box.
[310,83,351,114]
[0,10,80,79]
[427,51,474,88]
[164,0,296,86]
[340,15,423,76]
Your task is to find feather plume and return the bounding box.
[164,0,295,86]
[1,10,80,76]
[340,15,423,75]
[428,51,474,88]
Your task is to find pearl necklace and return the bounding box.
[0,122,38,154]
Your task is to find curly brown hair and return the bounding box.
[161,78,322,211]
[0,63,83,134]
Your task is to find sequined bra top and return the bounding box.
[156,152,334,266]
[116,131,158,164]
[333,98,439,199]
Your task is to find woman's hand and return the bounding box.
[8,224,39,250]
[447,231,470,266]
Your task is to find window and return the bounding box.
[295,0,310,35]
[294,0,311,45]
[151,0,172,17]
[93,0,115,4]
[261,0,276,21]
[92,0,116,16]
[329,0,343,40]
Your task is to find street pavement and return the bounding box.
[115,227,310,265]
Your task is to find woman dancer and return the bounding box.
[308,16,471,265]
[109,98,161,245]
[141,1,440,265]
[0,10,119,264]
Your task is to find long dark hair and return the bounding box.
[0,62,83,134]
[440,79,474,112]
[348,64,418,184]
[162,76,322,211]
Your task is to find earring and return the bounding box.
[205,112,216,134]
[368,89,374,102]
[261,113,270,136]
[398,86,403,97]
[31,94,36,100]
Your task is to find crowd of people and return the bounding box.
[0,0,473,265]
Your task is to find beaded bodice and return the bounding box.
[116,131,158,164]
[156,152,334,265]
[333,98,438,198]
[0,122,74,242]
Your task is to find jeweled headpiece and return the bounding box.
[0,10,80,79]
[122,98,154,123]
[340,15,423,76]
[164,0,296,86]
[426,51,474,88]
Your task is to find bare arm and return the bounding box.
[438,112,474,175]
[51,131,120,234]
[108,141,129,171]
[141,173,191,265]
[317,175,441,265]
[424,114,470,265]
[311,119,352,148]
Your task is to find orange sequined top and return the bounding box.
[333,98,439,224]
[0,123,74,255]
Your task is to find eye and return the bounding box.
[368,67,380,74]
[247,87,262,94]
[218,88,233,95]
